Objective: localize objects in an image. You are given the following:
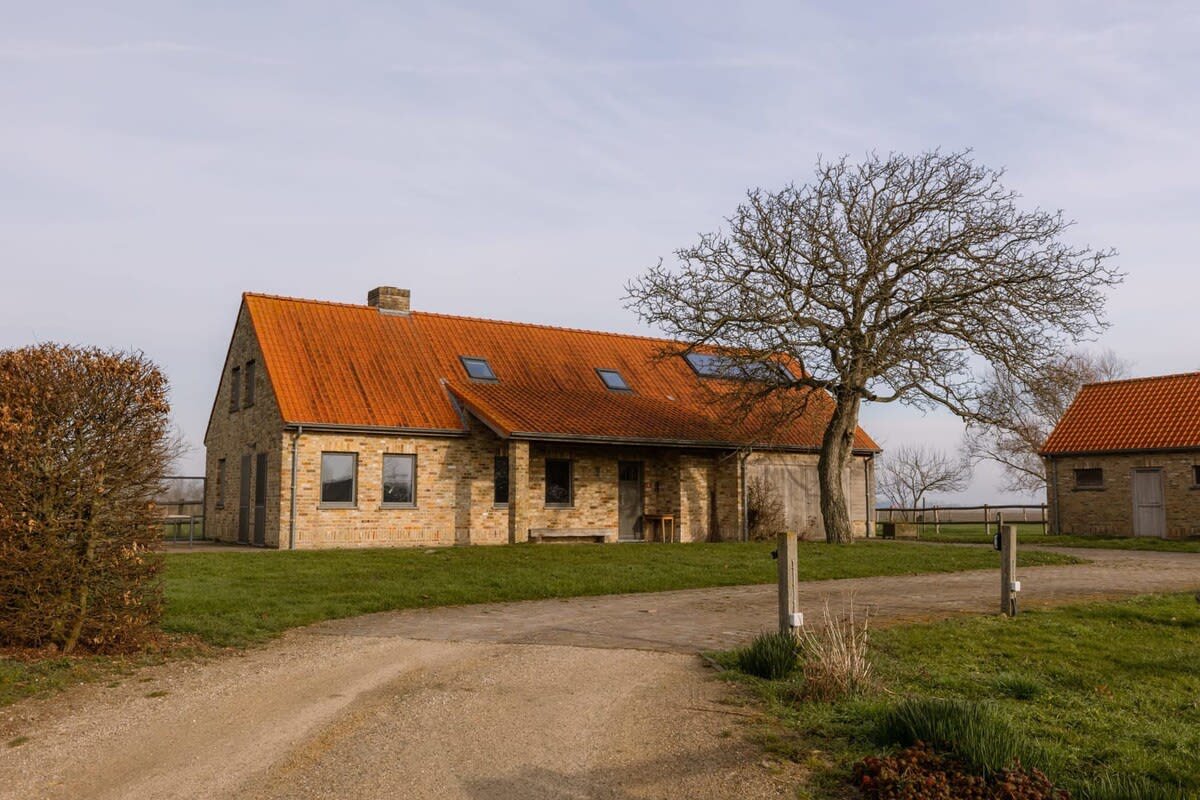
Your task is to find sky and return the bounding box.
[2,1,1197,504]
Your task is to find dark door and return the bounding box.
[238,454,251,544]
[253,452,267,546]
[617,461,643,541]
[1132,469,1166,538]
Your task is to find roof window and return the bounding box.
[684,352,789,381]
[460,356,497,381]
[596,368,631,392]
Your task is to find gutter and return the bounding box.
[288,426,302,550]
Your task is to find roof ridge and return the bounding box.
[1082,370,1200,389]
[244,291,684,345]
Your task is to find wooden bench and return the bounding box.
[529,528,615,543]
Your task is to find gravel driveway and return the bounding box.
[2,546,1196,800]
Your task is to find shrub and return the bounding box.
[746,475,786,541]
[0,344,176,654]
[853,742,1067,799]
[873,697,1052,778]
[798,596,875,701]
[736,630,799,679]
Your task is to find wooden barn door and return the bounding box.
[238,454,251,544]
[253,452,267,546]
[1132,469,1166,538]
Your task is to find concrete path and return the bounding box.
[1,547,1196,800]
[315,546,1200,652]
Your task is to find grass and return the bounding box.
[906,522,1200,551]
[723,593,1200,797]
[161,540,1075,647]
[0,541,1075,708]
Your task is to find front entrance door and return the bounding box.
[1132,469,1166,538]
[238,454,251,544]
[617,461,644,541]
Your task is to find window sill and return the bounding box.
[319,503,358,510]
[381,503,417,510]
[1072,486,1105,492]
[545,504,575,510]
[493,503,509,510]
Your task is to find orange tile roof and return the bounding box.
[245,293,879,452]
[1042,371,1200,454]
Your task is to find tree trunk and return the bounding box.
[818,391,861,544]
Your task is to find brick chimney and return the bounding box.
[367,286,411,314]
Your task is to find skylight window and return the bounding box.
[684,352,790,381]
[596,368,631,392]
[460,356,497,381]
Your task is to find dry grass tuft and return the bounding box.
[798,595,875,701]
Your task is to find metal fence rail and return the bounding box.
[879,504,1049,536]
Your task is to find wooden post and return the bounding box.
[934,506,941,535]
[777,532,801,632]
[983,504,989,536]
[999,517,1018,616]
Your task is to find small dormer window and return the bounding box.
[460,356,497,381]
[596,368,631,392]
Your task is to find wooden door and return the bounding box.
[238,454,251,544]
[1132,469,1165,538]
[253,452,267,546]
[617,461,643,541]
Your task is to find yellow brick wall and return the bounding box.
[1046,452,1200,538]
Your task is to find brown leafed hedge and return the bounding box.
[0,344,176,653]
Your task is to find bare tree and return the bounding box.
[627,150,1121,543]
[964,349,1130,493]
[878,444,971,516]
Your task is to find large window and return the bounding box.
[1074,468,1104,489]
[229,366,241,412]
[244,360,256,407]
[494,455,510,506]
[321,452,357,506]
[545,458,572,506]
[382,454,416,506]
[683,352,789,381]
[460,356,498,381]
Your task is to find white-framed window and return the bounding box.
[320,452,357,507]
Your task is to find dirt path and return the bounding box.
[1,547,1196,799]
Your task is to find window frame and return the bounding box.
[216,458,226,509]
[595,368,632,392]
[683,352,789,382]
[1073,467,1104,490]
[459,356,498,382]
[493,455,510,507]
[319,452,358,508]
[229,366,241,412]
[544,458,573,508]
[244,360,256,407]
[1192,464,1200,488]
[381,453,417,508]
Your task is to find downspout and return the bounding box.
[864,455,873,538]
[289,426,302,550]
[1049,456,1060,536]
[739,449,752,542]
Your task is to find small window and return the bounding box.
[229,366,241,412]
[494,456,510,506]
[382,454,416,506]
[545,459,572,506]
[596,368,631,392]
[1193,465,1200,486]
[321,452,357,506]
[216,458,226,508]
[683,352,788,381]
[244,360,256,407]
[1074,468,1103,489]
[460,356,497,381]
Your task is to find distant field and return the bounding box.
[903,522,1200,552]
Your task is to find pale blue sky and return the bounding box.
[3,2,1197,502]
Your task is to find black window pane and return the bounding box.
[1074,468,1103,488]
[321,453,356,504]
[461,357,497,381]
[597,369,630,391]
[229,367,241,411]
[1194,465,1200,485]
[494,456,510,505]
[383,454,415,504]
[245,360,256,406]
[684,352,788,381]
[545,459,571,505]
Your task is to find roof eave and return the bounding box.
[1041,445,1200,457]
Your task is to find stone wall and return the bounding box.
[1046,452,1200,538]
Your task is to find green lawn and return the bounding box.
[726,594,1200,797]
[0,541,1076,708]
[910,522,1200,552]
[161,540,1075,647]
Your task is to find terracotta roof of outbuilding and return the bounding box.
[1041,371,1200,455]
[243,293,879,452]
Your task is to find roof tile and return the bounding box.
[1042,372,1200,454]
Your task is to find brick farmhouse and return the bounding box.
[1042,371,1200,538]
[204,288,880,549]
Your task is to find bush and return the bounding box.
[746,475,786,541]
[736,630,799,679]
[798,596,875,701]
[853,742,1067,799]
[873,697,1052,778]
[0,344,176,654]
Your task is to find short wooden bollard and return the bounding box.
[999,523,1018,616]
[777,532,802,632]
